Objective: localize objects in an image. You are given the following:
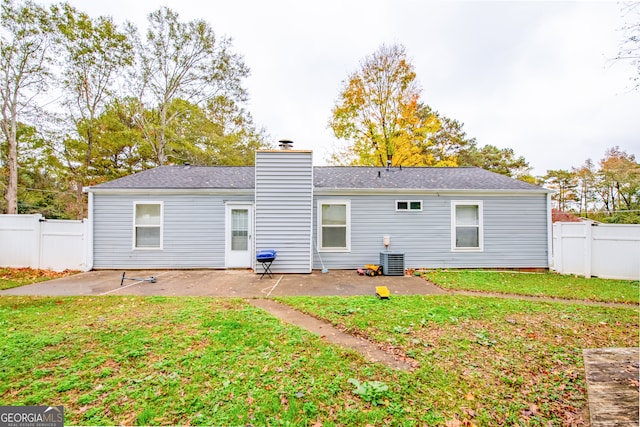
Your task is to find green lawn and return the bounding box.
[420,270,639,304]
[0,268,77,291]
[281,295,639,425]
[1,295,637,426]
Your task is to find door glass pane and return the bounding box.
[231,209,248,251]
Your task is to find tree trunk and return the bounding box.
[3,117,18,214]
[75,181,85,219]
[584,183,589,218]
[157,104,167,165]
[157,128,166,165]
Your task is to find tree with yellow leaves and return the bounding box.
[329,43,463,167]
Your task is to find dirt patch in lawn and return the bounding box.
[247,298,417,371]
[441,289,637,308]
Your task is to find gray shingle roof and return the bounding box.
[89,165,546,192]
[314,166,543,191]
[92,166,255,189]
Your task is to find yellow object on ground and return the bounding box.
[376,286,390,299]
[365,264,383,276]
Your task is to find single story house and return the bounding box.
[84,149,552,273]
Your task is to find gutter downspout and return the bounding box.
[309,157,314,273]
[85,189,94,271]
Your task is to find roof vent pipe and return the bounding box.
[278,139,294,150]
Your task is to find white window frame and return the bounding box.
[317,200,351,252]
[451,200,483,252]
[133,201,164,250]
[396,200,422,211]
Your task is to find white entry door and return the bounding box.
[225,203,253,268]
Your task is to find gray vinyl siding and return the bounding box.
[313,194,549,269]
[93,193,251,269]
[255,151,313,273]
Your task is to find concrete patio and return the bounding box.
[0,269,448,297]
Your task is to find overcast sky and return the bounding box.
[46,0,639,175]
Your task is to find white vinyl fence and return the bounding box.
[552,221,640,280]
[0,214,88,272]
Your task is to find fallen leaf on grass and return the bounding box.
[446,417,477,426]
[462,407,476,418]
[520,403,539,418]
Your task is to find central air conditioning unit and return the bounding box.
[380,252,405,276]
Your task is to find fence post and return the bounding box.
[33,214,43,270]
[82,219,90,271]
[547,193,553,269]
[553,222,562,273]
[584,222,592,278]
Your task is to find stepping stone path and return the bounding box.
[583,347,639,427]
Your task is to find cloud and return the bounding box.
[39,0,640,174]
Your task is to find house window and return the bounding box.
[318,201,350,251]
[134,202,163,249]
[396,200,422,211]
[451,201,483,251]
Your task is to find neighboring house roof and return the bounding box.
[88,165,548,192]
